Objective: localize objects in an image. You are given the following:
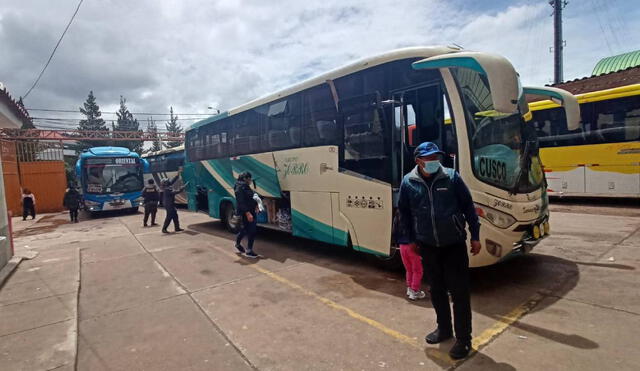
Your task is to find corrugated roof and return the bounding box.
[0,87,32,128]
[592,50,640,76]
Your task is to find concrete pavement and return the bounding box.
[0,203,638,370]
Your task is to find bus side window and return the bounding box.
[302,85,338,147]
[186,131,197,161]
[342,94,385,161]
[264,96,301,151]
[230,112,259,156]
[594,97,640,142]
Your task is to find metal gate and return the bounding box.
[1,141,67,215]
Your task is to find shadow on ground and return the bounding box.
[188,218,605,358]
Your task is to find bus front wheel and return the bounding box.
[221,202,241,233]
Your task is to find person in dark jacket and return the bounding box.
[142,179,160,227]
[21,188,36,221]
[397,142,481,360]
[161,173,188,233]
[62,185,81,223]
[234,172,259,258]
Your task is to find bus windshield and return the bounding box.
[84,163,143,194]
[452,68,544,194]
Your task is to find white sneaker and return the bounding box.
[408,289,427,300]
[406,287,412,297]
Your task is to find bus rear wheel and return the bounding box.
[221,202,241,233]
[373,246,403,270]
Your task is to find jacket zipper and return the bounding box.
[427,180,440,246]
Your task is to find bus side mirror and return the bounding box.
[523,86,581,131]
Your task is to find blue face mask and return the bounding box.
[420,160,441,174]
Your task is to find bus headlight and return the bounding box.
[85,200,101,206]
[475,204,516,229]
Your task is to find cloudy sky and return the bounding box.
[1,0,638,131]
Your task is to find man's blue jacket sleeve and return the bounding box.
[453,173,481,241]
[396,180,413,244]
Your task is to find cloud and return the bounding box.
[1,0,638,129]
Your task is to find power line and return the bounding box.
[26,107,215,116]
[23,0,84,99]
[31,116,202,122]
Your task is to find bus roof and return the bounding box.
[528,83,640,111]
[188,46,461,131]
[141,145,185,158]
[79,146,140,159]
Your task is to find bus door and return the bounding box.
[390,84,447,187]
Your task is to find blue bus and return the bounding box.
[76,147,149,213]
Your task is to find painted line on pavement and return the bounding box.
[205,242,544,368]
[206,243,455,366]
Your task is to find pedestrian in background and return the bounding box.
[62,184,82,223]
[142,179,160,227]
[397,142,481,360]
[21,188,36,221]
[161,173,187,233]
[234,172,259,258]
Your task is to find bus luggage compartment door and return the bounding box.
[290,191,335,245]
[545,166,586,195]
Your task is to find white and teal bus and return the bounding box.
[142,145,188,206]
[184,46,579,267]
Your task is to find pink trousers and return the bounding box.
[400,243,423,291]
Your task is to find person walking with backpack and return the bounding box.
[142,179,160,227]
[62,184,82,223]
[21,188,36,221]
[161,174,188,233]
[397,142,481,360]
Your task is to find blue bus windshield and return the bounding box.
[84,159,143,194]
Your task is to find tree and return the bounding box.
[164,106,182,148]
[78,91,109,151]
[146,117,162,152]
[113,96,143,153]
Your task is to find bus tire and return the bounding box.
[373,246,403,271]
[221,202,241,233]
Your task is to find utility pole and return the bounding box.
[550,0,567,84]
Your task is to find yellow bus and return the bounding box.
[529,84,640,198]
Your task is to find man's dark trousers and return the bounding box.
[162,207,180,230]
[144,203,158,225]
[236,213,257,252]
[421,241,471,343]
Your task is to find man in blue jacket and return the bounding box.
[161,173,188,233]
[397,142,481,360]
